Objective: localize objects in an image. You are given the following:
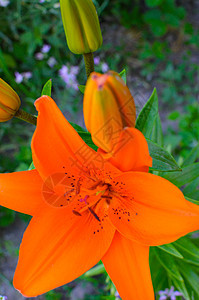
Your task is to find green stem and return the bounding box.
[15,109,37,126]
[83,52,95,79]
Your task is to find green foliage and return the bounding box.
[41,79,52,97]
[0,1,198,299]
[109,0,186,36]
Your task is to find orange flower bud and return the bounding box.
[60,0,103,54]
[83,71,136,152]
[0,78,21,122]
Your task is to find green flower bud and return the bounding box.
[60,0,103,54]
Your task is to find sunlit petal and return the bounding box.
[109,172,199,245]
[0,170,44,215]
[102,232,154,300]
[14,203,115,297]
[32,96,104,180]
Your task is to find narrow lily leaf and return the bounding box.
[177,261,199,297]
[119,69,127,84]
[164,162,199,187]
[182,143,199,167]
[136,88,159,138]
[70,122,87,132]
[147,139,181,172]
[185,196,199,206]
[154,247,183,281]
[171,277,191,300]
[41,79,52,97]
[78,132,98,151]
[150,114,163,146]
[184,182,199,200]
[157,244,183,259]
[78,85,86,94]
[84,264,105,277]
[28,162,35,170]
[174,237,199,267]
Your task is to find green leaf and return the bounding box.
[182,143,199,167]
[0,207,15,227]
[78,132,97,151]
[164,163,199,187]
[28,162,35,170]
[174,237,199,267]
[185,196,199,206]
[145,0,163,7]
[154,247,183,281]
[147,139,181,172]
[70,122,87,132]
[41,79,52,97]
[136,88,159,138]
[177,261,199,297]
[171,277,191,300]
[150,114,163,146]
[78,85,86,94]
[84,264,105,277]
[119,69,127,84]
[183,179,199,199]
[157,244,183,259]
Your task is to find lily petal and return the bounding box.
[0,170,44,215]
[99,128,152,172]
[32,96,104,180]
[102,232,154,300]
[109,172,199,245]
[13,203,115,297]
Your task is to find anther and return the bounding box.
[72,210,82,216]
[88,207,100,222]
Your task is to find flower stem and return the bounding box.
[15,109,37,126]
[83,53,94,79]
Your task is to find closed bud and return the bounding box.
[0,78,21,122]
[60,0,103,54]
[83,71,136,152]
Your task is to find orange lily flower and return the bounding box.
[83,71,152,172]
[83,71,136,154]
[0,96,199,299]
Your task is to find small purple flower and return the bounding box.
[59,65,79,91]
[47,57,57,68]
[0,0,10,7]
[39,0,45,3]
[35,52,44,60]
[15,72,23,84]
[70,66,79,75]
[15,71,32,84]
[159,286,182,300]
[23,72,32,80]
[101,62,109,73]
[115,291,121,299]
[41,44,51,53]
[94,56,100,65]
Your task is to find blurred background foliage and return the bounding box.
[0,0,199,299]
